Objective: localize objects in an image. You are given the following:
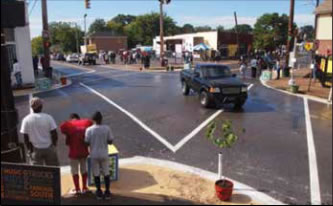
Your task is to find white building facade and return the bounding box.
[4,0,35,87]
[153,31,218,55]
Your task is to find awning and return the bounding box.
[193,43,211,51]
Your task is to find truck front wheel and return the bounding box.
[182,81,190,96]
[200,91,212,108]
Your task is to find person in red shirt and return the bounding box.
[60,113,93,195]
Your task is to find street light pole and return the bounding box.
[159,1,164,66]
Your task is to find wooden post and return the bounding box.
[285,0,295,69]
[41,0,50,69]
[234,12,240,57]
[160,1,164,66]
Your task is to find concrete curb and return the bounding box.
[61,156,285,205]
[260,79,332,105]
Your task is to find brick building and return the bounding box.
[87,32,128,53]
[315,0,332,56]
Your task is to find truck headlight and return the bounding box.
[241,87,248,93]
[209,88,221,93]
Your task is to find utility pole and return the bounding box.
[84,14,88,45]
[285,0,295,72]
[234,12,240,57]
[314,0,320,41]
[159,0,165,66]
[41,0,50,70]
[158,0,171,67]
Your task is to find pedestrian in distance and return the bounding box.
[60,113,93,196]
[250,56,258,79]
[240,62,247,80]
[85,111,114,200]
[20,97,59,166]
[33,55,39,76]
[275,57,281,80]
[12,59,23,88]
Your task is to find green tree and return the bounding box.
[88,18,109,34]
[106,20,125,35]
[195,26,212,32]
[182,24,195,33]
[253,13,291,50]
[217,25,225,32]
[49,22,84,53]
[232,24,253,34]
[299,25,315,41]
[31,36,43,56]
[124,12,178,48]
[112,14,136,26]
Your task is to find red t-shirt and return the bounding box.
[60,119,93,159]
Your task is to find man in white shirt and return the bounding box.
[250,57,258,79]
[20,97,59,166]
[85,111,114,200]
[13,59,23,88]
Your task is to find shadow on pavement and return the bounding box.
[61,192,195,205]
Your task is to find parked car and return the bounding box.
[78,53,97,65]
[55,53,66,61]
[66,53,79,63]
[180,64,248,109]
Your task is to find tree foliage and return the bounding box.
[31,36,44,56]
[253,13,291,50]
[88,19,110,34]
[232,24,253,34]
[49,22,84,53]
[182,24,195,33]
[195,25,213,32]
[299,25,315,41]
[124,12,179,48]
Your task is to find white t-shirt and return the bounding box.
[85,124,114,159]
[20,113,57,149]
[13,63,21,74]
[251,59,257,68]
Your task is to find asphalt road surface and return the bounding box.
[15,62,332,205]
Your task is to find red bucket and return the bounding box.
[215,179,234,201]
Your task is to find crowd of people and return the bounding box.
[20,97,114,200]
[238,51,285,80]
[97,49,153,69]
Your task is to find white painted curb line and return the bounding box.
[260,80,332,105]
[61,156,285,205]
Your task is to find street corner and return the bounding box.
[60,157,282,205]
[13,77,73,97]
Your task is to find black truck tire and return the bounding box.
[200,90,212,108]
[234,101,245,110]
[182,81,190,96]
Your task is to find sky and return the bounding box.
[27,0,320,38]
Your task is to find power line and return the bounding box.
[29,0,38,16]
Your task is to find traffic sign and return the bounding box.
[304,42,313,52]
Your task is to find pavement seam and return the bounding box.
[304,98,322,205]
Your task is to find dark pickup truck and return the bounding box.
[180,64,248,109]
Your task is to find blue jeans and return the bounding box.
[15,72,22,87]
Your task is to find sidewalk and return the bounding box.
[13,69,72,97]
[266,69,331,100]
[61,163,260,205]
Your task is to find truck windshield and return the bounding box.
[201,66,232,79]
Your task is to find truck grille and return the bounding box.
[222,87,240,95]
